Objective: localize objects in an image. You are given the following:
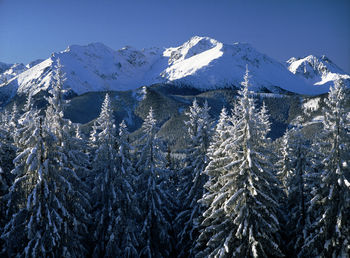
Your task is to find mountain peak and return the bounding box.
[287,54,336,67]
[187,35,220,45]
[287,54,350,86]
[63,42,116,57]
[164,36,222,65]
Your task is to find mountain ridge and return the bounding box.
[286,54,350,87]
[0,36,348,101]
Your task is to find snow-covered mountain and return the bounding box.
[160,37,328,94]
[287,55,350,87]
[0,62,12,74]
[0,62,27,83]
[1,36,347,99]
[0,59,44,86]
[26,59,45,69]
[0,43,162,98]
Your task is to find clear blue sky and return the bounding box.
[1,0,349,72]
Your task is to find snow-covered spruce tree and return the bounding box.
[87,121,99,178]
[1,107,76,257]
[71,124,91,180]
[0,167,8,197]
[175,99,212,257]
[9,103,19,133]
[0,96,35,256]
[0,145,13,227]
[0,102,20,143]
[196,66,283,257]
[45,61,91,256]
[0,103,19,186]
[0,166,9,238]
[1,63,91,257]
[0,166,8,256]
[277,127,311,256]
[0,95,35,218]
[89,121,98,150]
[194,106,238,257]
[301,81,350,257]
[112,120,140,257]
[136,107,175,257]
[162,144,178,204]
[90,93,123,257]
[1,110,43,256]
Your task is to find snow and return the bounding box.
[302,115,324,126]
[303,97,320,111]
[287,55,350,89]
[1,36,349,98]
[161,40,224,83]
[160,37,329,94]
[344,178,350,188]
[164,36,219,64]
[26,59,45,69]
[0,63,27,83]
[133,86,147,101]
[314,72,349,86]
[7,58,54,96]
[312,115,324,123]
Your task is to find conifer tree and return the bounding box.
[1,61,91,257]
[0,97,34,255]
[90,93,121,257]
[1,108,72,257]
[277,127,310,256]
[194,106,236,257]
[0,103,19,145]
[0,166,9,232]
[0,166,8,255]
[70,124,91,180]
[0,96,33,235]
[113,120,140,257]
[9,103,19,133]
[196,66,283,257]
[175,99,212,257]
[0,167,8,196]
[89,121,99,150]
[2,112,44,256]
[88,121,99,179]
[0,148,13,222]
[301,81,350,257]
[136,107,174,257]
[0,104,18,182]
[46,61,91,255]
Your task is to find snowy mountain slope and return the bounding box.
[287,55,350,87]
[0,43,162,97]
[0,63,27,83]
[159,37,328,95]
[0,59,44,88]
[26,59,45,69]
[1,36,346,99]
[0,62,12,73]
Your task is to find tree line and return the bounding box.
[0,64,349,257]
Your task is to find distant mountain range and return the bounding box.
[0,36,349,102]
